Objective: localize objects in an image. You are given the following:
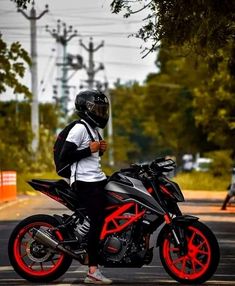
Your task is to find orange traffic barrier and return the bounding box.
[0,171,17,202]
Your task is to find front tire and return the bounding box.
[159,220,220,284]
[8,214,73,282]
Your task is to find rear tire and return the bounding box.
[8,214,73,282]
[159,220,220,284]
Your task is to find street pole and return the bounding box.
[104,82,114,167]
[18,1,48,153]
[79,38,107,139]
[46,21,78,116]
[80,38,104,89]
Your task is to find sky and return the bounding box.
[0,0,157,104]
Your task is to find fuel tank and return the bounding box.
[105,172,165,215]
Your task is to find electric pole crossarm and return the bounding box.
[17,9,30,19]
[67,33,78,42]
[79,40,89,51]
[18,4,48,20]
[35,6,49,20]
[93,41,104,52]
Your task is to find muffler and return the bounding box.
[33,228,59,249]
[32,228,86,260]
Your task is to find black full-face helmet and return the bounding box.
[75,90,109,129]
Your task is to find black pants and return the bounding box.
[72,179,107,267]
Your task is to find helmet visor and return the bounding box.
[86,101,109,119]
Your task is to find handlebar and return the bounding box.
[120,158,176,177]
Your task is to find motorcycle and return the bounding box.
[8,157,220,284]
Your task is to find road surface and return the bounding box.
[0,190,234,286]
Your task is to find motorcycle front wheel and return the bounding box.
[159,220,220,284]
[8,214,73,282]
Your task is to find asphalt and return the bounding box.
[0,189,235,285]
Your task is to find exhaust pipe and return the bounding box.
[32,228,86,260]
[33,228,59,248]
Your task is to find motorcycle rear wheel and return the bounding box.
[159,220,220,284]
[8,214,73,282]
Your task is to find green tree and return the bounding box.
[111,1,235,70]
[110,1,235,163]
[206,150,234,177]
[142,47,215,159]
[11,0,30,9]
[0,101,59,172]
[110,82,152,165]
[0,101,32,172]
[193,53,235,152]
[0,35,31,98]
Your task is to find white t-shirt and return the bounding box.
[66,120,106,185]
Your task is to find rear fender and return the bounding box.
[156,215,199,247]
[53,214,65,225]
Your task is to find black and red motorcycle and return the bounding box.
[8,158,220,284]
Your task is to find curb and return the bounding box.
[182,190,226,201]
[0,197,29,211]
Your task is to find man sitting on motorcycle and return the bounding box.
[60,89,112,284]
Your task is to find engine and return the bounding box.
[101,215,140,264]
[103,235,129,262]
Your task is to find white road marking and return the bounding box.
[0,266,13,271]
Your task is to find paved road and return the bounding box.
[0,191,234,286]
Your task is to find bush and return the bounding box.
[205,150,233,177]
[174,171,230,191]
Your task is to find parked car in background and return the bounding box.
[193,157,212,172]
[182,153,212,172]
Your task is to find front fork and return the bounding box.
[159,214,199,255]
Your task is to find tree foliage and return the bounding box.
[206,150,234,177]
[0,35,31,98]
[111,1,235,54]
[0,101,59,172]
[143,46,218,158]
[10,0,30,9]
[194,53,235,150]
[110,45,234,166]
[110,82,146,165]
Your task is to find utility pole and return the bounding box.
[80,38,104,89]
[79,38,112,156]
[46,20,78,116]
[18,1,49,153]
[104,82,114,167]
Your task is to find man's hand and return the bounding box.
[99,140,108,153]
[89,141,100,153]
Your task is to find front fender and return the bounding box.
[156,215,198,247]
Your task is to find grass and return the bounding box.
[17,170,230,194]
[17,171,60,194]
[174,171,230,191]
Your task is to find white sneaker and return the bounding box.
[84,269,112,284]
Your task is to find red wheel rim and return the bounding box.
[163,225,211,280]
[13,222,65,276]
